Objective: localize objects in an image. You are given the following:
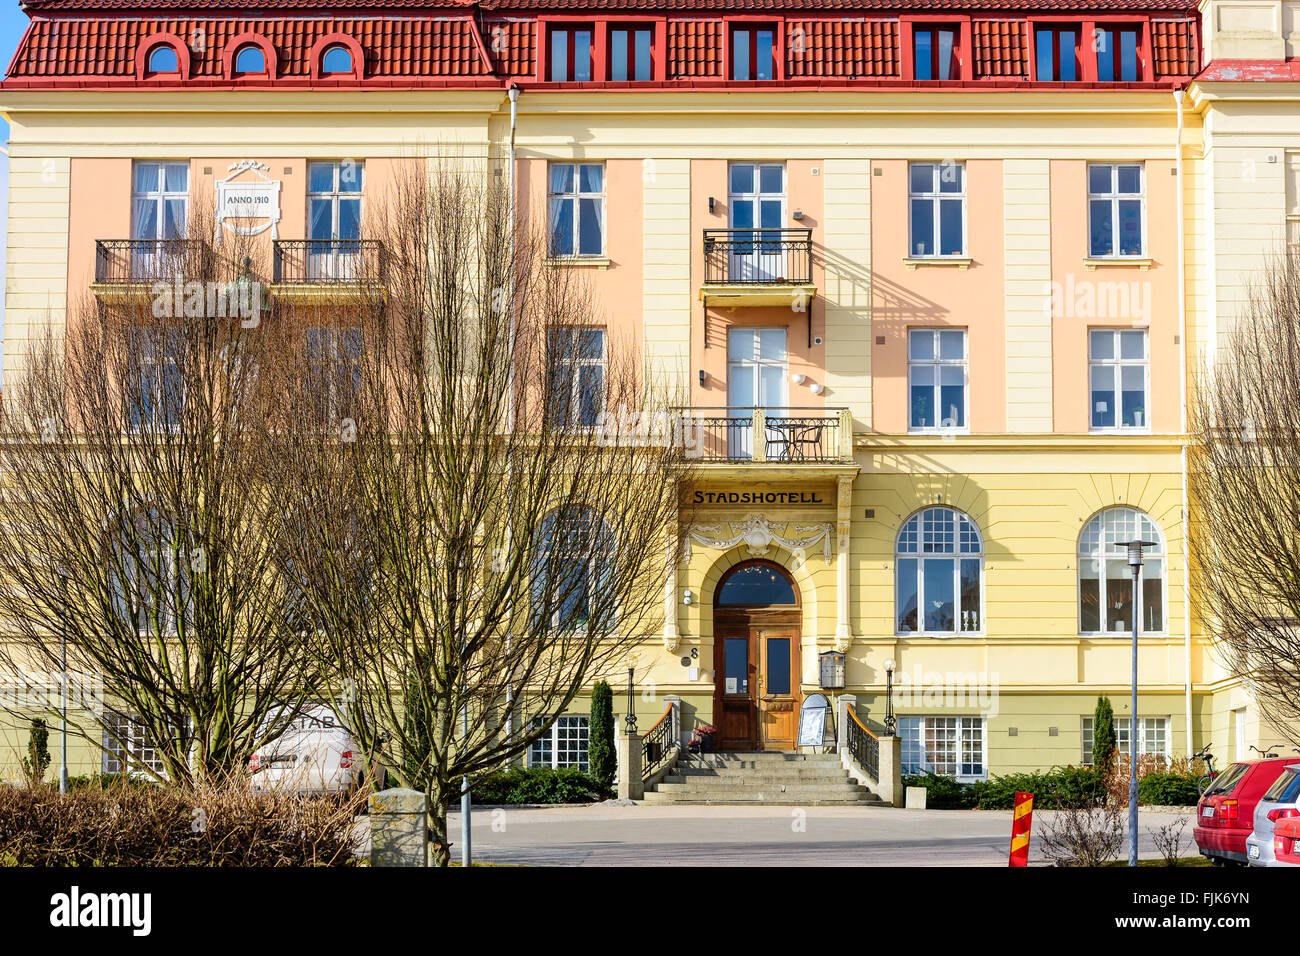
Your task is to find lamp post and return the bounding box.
[625,666,637,735]
[1118,538,1156,868]
[883,658,897,736]
[57,565,70,795]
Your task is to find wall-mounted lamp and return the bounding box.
[791,373,806,386]
[792,210,805,221]
[810,383,825,396]
[708,197,717,214]
[682,589,693,606]
[698,369,707,386]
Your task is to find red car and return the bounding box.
[1274,817,1300,865]
[1195,758,1298,865]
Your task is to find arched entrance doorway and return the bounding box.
[713,560,801,751]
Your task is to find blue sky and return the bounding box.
[0,3,31,343]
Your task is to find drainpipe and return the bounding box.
[1173,87,1193,757]
[503,83,520,747]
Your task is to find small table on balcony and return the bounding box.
[765,419,828,462]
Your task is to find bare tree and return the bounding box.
[1189,255,1300,745]
[1038,801,1126,867]
[0,206,319,785]
[275,160,690,864]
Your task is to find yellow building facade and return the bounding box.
[0,0,1295,780]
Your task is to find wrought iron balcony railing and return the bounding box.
[679,406,849,463]
[272,239,384,284]
[703,228,813,285]
[94,239,211,284]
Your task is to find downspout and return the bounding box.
[504,83,520,746]
[1173,87,1194,756]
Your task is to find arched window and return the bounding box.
[234,45,267,75]
[1079,507,1164,634]
[146,44,179,74]
[533,507,614,629]
[896,507,982,634]
[717,561,796,606]
[321,44,354,75]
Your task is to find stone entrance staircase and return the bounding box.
[642,751,882,806]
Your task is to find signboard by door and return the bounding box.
[797,692,830,748]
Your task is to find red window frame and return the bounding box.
[548,24,596,82]
[1032,24,1083,81]
[1092,21,1148,82]
[608,23,656,81]
[912,22,962,80]
[728,23,780,82]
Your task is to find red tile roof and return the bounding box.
[786,18,899,78]
[972,19,1026,79]
[667,19,722,79]
[1151,18,1197,77]
[20,0,1202,9]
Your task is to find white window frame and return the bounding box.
[1088,328,1149,433]
[907,327,968,433]
[131,161,189,241]
[900,715,987,782]
[549,327,606,429]
[907,161,966,258]
[895,506,984,636]
[548,162,605,258]
[1087,162,1146,258]
[528,715,590,770]
[103,712,167,777]
[1081,715,1170,764]
[1078,506,1165,636]
[305,326,362,423]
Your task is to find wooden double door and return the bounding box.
[714,609,801,751]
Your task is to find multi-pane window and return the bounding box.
[111,507,185,636]
[548,327,606,427]
[1035,25,1080,81]
[103,713,166,777]
[1088,163,1144,257]
[896,507,983,635]
[305,327,362,422]
[532,507,613,630]
[129,328,185,430]
[908,161,965,257]
[1286,153,1300,254]
[731,26,776,81]
[131,161,188,242]
[610,26,654,81]
[1078,506,1164,634]
[1095,26,1140,82]
[549,26,594,82]
[1089,328,1148,430]
[529,715,590,769]
[900,716,986,780]
[908,328,967,430]
[308,161,363,279]
[914,25,960,80]
[1081,716,1169,763]
[548,163,604,257]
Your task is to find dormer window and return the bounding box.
[1035,25,1080,81]
[1095,25,1141,82]
[234,45,267,76]
[914,25,960,80]
[731,25,776,81]
[321,44,354,75]
[146,44,179,75]
[610,26,653,81]
[549,26,594,82]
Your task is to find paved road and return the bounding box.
[449,804,1199,866]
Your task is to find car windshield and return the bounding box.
[1206,762,1249,797]
[1262,767,1300,802]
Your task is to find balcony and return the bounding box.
[93,239,213,287]
[700,228,816,308]
[271,239,385,300]
[681,407,853,464]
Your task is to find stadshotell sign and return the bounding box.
[691,490,827,505]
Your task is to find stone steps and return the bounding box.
[643,750,881,806]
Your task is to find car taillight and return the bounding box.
[339,751,352,770]
[1221,799,1239,821]
[1267,807,1300,823]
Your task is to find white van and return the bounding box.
[250,703,368,795]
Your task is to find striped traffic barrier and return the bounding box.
[1009,791,1034,867]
